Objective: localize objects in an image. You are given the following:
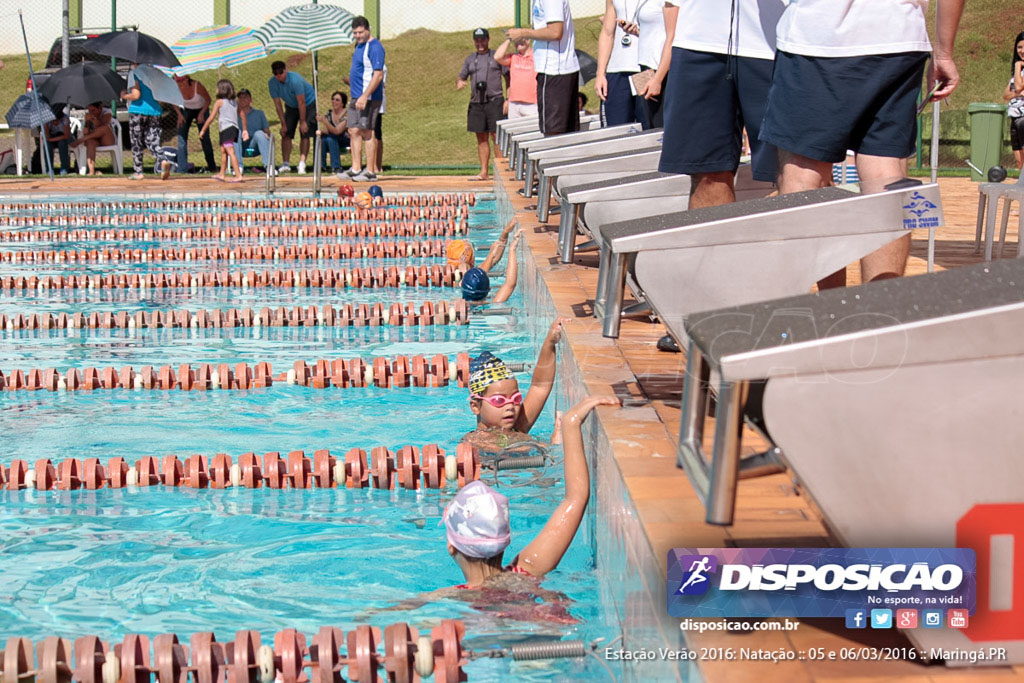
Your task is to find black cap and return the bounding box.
[473,28,489,39]
[237,88,251,96]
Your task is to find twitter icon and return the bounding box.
[871,609,893,629]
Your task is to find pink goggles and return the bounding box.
[471,391,523,407]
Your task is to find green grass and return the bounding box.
[1,9,1015,171]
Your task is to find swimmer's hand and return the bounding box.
[544,316,571,345]
[564,395,620,426]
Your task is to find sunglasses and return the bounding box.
[471,391,523,407]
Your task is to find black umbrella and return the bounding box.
[5,93,56,128]
[39,62,127,108]
[576,50,597,85]
[86,30,180,68]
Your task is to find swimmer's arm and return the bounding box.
[491,231,520,303]
[355,587,459,617]
[480,218,517,272]
[515,313,568,432]
[514,396,620,577]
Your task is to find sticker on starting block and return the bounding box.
[666,548,975,618]
[902,191,941,229]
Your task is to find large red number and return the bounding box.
[956,504,1024,641]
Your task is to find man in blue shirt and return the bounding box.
[344,16,386,182]
[267,61,317,174]
[234,88,273,172]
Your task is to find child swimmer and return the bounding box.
[461,317,568,453]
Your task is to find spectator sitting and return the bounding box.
[44,104,73,175]
[69,102,115,175]
[235,88,273,173]
[317,90,351,174]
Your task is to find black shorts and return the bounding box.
[760,50,929,163]
[468,97,504,133]
[659,48,777,182]
[1010,116,1024,151]
[284,103,318,139]
[219,126,238,146]
[537,72,580,137]
[374,113,383,140]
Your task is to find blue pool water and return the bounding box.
[0,195,621,681]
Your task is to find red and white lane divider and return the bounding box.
[0,352,484,391]
[0,300,470,332]
[0,619,467,683]
[0,205,470,228]
[1,191,477,215]
[0,264,463,291]
[0,220,465,243]
[0,443,481,492]
[0,239,450,264]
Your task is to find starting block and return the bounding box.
[677,256,1024,664]
[598,181,944,339]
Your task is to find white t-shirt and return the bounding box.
[636,0,667,69]
[673,0,788,61]
[608,0,640,73]
[776,0,932,57]
[533,0,581,75]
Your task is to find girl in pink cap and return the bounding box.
[445,394,619,587]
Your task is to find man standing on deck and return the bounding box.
[760,0,964,287]
[508,0,580,137]
[344,15,386,182]
[458,28,509,182]
[654,0,787,351]
[267,61,317,175]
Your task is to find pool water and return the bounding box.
[0,195,621,682]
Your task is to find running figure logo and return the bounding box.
[675,555,718,595]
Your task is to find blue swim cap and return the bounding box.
[368,184,384,198]
[461,267,490,301]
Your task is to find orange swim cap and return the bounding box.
[446,239,475,268]
[355,191,373,209]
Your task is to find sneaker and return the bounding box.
[363,171,378,181]
[59,169,68,176]
[351,170,372,182]
[297,160,307,175]
[277,163,291,174]
[342,167,360,178]
[336,171,350,180]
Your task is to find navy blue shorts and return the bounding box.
[601,71,641,127]
[759,50,929,163]
[658,48,777,182]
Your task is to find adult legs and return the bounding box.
[777,150,846,288]
[56,139,70,172]
[1012,117,1024,169]
[689,171,735,209]
[364,131,379,174]
[349,128,365,173]
[85,140,98,174]
[299,135,310,167]
[374,115,383,170]
[323,134,341,171]
[250,130,272,167]
[475,131,490,179]
[856,154,911,282]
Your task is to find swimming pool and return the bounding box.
[0,193,622,682]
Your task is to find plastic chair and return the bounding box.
[75,121,124,175]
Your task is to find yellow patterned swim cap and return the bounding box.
[469,352,513,395]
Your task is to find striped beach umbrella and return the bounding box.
[254,4,355,53]
[161,25,267,76]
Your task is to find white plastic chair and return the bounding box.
[75,121,124,174]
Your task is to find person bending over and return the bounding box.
[1004,31,1024,171]
[460,319,567,452]
[447,394,620,586]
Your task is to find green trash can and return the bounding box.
[967,102,1006,181]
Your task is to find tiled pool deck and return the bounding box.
[2,169,1021,682]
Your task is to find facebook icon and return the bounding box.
[845,609,867,629]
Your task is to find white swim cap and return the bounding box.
[443,480,511,559]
